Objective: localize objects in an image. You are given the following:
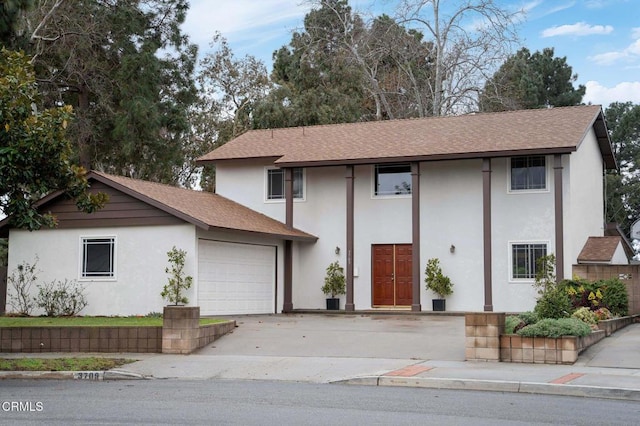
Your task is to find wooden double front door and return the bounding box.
[372,244,412,307]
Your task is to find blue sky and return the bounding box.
[183,0,640,108]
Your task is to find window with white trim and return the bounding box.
[510,156,546,191]
[374,163,411,196]
[511,243,547,280]
[81,237,115,279]
[266,168,304,200]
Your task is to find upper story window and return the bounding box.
[81,237,115,279]
[374,163,412,196]
[510,156,546,191]
[266,168,304,200]
[511,242,547,280]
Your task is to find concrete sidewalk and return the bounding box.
[3,314,640,401]
[114,314,640,400]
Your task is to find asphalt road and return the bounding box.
[1,379,639,425]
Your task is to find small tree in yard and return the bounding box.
[161,247,193,305]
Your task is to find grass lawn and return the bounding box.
[0,316,223,327]
[0,357,136,371]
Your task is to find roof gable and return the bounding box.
[198,105,615,169]
[578,236,628,263]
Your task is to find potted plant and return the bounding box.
[424,258,453,311]
[321,261,346,310]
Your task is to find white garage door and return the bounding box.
[198,240,276,315]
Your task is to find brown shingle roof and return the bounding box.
[577,236,624,262]
[198,105,615,169]
[87,172,316,241]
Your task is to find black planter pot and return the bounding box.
[432,299,446,312]
[326,298,340,310]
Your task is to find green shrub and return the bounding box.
[516,318,591,338]
[518,311,539,325]
[35,279,88,316]
[534,287,571,319]
[571,307,597,325]
[505,316,522,334]
[598,278,629,316]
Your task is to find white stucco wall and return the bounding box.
[490,157,554,312]
[567,127,606,270]
[212,139,607,313]
[6,224,196,316]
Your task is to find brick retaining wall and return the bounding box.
[0,314,235,354]
[466,313,634,365]
[0,326,162,353]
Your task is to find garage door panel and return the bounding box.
[198,240,276,315]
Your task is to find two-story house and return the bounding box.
[197,105,617,313]
[1,105,619,316]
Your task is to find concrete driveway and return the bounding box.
[200,313,466,361]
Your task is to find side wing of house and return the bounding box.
[3,175,313,317]
[6,181,197,316]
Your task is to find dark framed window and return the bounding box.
[510,156,546,191]
[267,168,304,200]
[81,237,115,278]
[374,163,412,196]
[512,243,547,280]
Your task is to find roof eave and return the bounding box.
[205,225,318,242]
[588,109,617,170]
[273,147,578,168]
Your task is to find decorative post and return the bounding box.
[345,165,355,311]
[482,158,493,312]
[411,162,421,312]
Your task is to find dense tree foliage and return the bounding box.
[0,0,34,47]
[0,49,106,230]
[604,102,640,235]
[252,0,438,128]
[12,0,198,185]
[480,47,585,111]
[253,0,367,128]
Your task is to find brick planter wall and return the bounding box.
[162,306,200,354]
[500,330,605,364]
[598,316,634,336]
[198,321,236,348]
[1,309,236,354]
[0,326,162,353]
[465,313,505,362]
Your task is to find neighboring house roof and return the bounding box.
[577,236,627,263]
[0,171,317,242]
[197,105,615,169]
[604,222,636,260]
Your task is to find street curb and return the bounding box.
[335,376,640,402]
[0,370,147,381]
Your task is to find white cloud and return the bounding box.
[590,51,628,65]
[589,33,640,65]
[584,81,640,107]
[184,0,309,48]
[541,22,613,37]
